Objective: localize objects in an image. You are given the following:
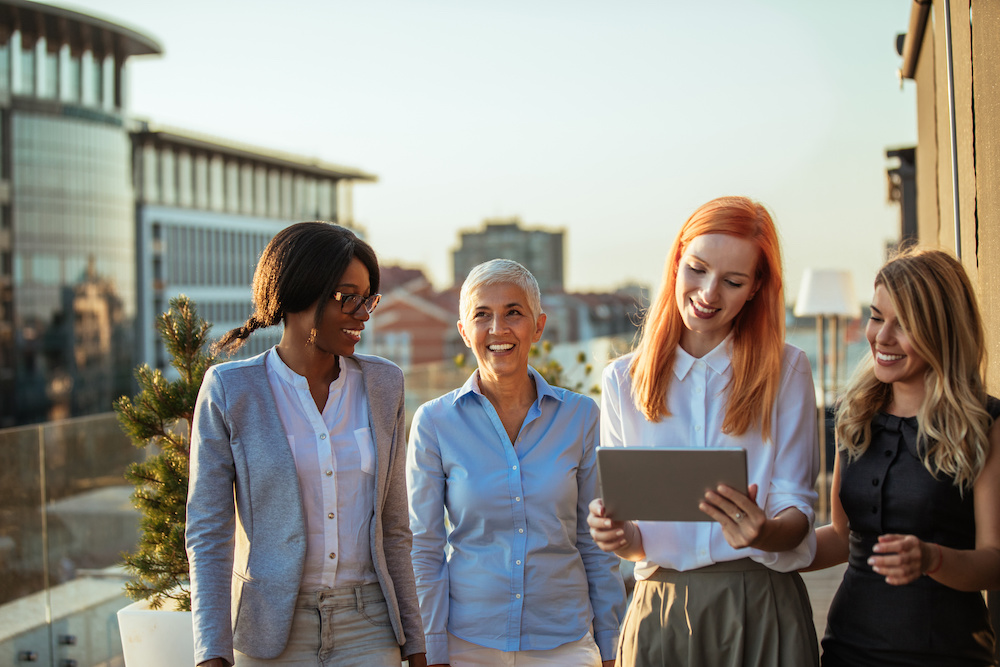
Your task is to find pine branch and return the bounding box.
[115,295,216,609]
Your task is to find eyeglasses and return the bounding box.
[332,291,381,316]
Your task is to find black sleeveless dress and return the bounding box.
[821,398,1000,666]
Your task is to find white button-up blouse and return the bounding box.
[600,338,818,579]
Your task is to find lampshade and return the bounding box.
[793,269,861,318]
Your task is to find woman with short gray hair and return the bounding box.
[407,258,626,666]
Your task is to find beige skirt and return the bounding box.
[617,559,819,667]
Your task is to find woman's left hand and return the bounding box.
[869,534,931,585]
[405,652,428,667]
[700,484,764,549]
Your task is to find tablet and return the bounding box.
[597,447,748,522]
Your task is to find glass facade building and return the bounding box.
[0,0,162,427]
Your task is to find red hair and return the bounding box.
[630,196,785,440]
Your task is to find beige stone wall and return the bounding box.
[914,0,1000,389]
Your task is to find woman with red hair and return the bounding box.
[588,196,819,666]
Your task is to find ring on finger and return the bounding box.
[734,512,743,522]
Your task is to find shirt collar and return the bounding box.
[673,334,734,380]
[266,346,342,390]
[452,365,561,405]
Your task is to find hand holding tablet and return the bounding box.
[596,447,748,522]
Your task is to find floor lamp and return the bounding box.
[793,269,859,523]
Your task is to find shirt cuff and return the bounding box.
[594,628,620,661]
[424,632,449,665]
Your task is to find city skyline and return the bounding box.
[56,0,917,302]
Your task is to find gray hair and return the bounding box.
[459,259,543,322]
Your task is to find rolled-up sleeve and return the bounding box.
[760,347,819,572]
[406,403,451,665]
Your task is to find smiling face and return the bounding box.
[673,233,759,357]
[283,256,373,359]
[457,282,546,388]
[866,283,930,393]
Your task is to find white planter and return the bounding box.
[117,598,195,667]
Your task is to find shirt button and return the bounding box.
[326,470,333,476]
[515,594,521,599]
[328,512,335,519]
[320,433,327,440]
[518,528,524,534]
[694,425,702,432]
[512,465,517,471]
[695,387,703,394]
[329,552,336,559]
[515,497,521,502]
[884,450,892,458]
[516,560,522,565]
[871,506,878,514]
[872,478,879,487]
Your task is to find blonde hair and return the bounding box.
[629,196,784,440]
[836,247,990,490]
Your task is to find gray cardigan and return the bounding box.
[185,351,425,665]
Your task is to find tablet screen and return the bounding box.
[597,447,748,522]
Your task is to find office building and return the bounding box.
[452,217,565,292]
[0,0,160,426]
[133,126,376,371]
[0,1,377,426]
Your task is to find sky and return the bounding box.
[56,0,917,304]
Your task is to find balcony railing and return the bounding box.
[0,412,141,667]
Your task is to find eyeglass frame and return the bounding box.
[331,291,381,316]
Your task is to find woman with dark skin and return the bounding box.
[187,222,426,667]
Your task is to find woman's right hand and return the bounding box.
[197,659,227,667]
[587,498,645,560]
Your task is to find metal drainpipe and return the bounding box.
[943,0,962,258]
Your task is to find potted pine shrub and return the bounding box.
[114,296,215,667]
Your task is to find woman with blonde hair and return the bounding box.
[809,247,1000,666]
[588,196,819,666]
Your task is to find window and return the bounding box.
[317,180,332,220]
[267,170,281,218]
[64,49,81,102]
[0,41,9,95]
[254,166,267,216]
[91,53,103,108]
[19,37,36,95]
[177,152,193,207]
[240,163,254,215]
[281,173,293,219]
[194,154,209,209]
[41,41,57,99]
[160,148,176,205]
[225,161,240,213]
[209,156,225,211]
[142,145,159,203]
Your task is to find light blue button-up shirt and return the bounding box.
[407,366,626,665]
